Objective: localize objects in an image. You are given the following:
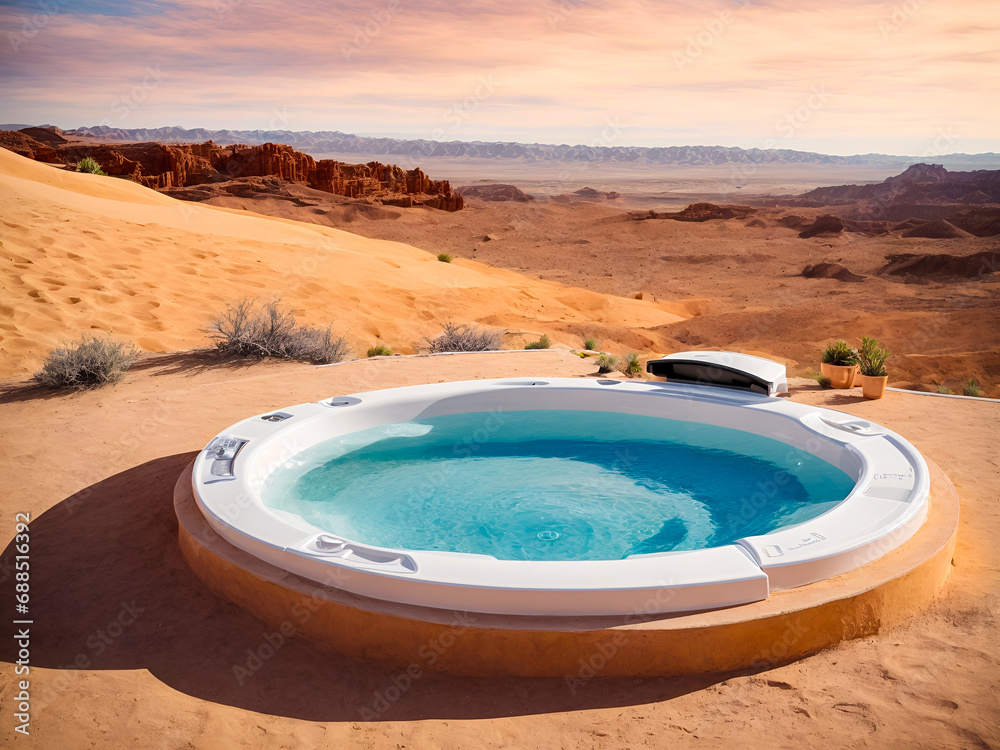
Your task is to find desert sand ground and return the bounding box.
[0,350,997,748]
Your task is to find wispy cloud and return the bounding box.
[0,0,997,154]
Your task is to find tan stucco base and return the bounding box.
[175,460,958,677]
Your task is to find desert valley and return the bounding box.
[2,125,998,396]
[2,1,999,747]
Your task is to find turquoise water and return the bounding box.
[261,410,855,562]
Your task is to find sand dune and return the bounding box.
[0,149,686,378]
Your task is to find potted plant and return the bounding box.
[821,340,857,389]
[858,336,891,399]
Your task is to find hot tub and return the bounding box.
[192,377,929,616]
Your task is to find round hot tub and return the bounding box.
[191,378,930,616]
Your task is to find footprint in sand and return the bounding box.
[298,281,327,295]
[831,702,878,734]
[897,690,960,714]
[765,680,795,690]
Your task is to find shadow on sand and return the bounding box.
[0,454,744,722]
[130,348,269,379]
[0,350,262,404]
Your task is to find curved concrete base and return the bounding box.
[175,460,958,677]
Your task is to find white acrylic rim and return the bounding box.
[191,378,930,616]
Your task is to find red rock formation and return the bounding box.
[56,142,216,189]
[418,193,464,211]
[18,127,68,147]
[0,135,463,211]
[879,250,999,281]
[641,203,757,222]
[801,262,865,282]
[0,130,61,163]
[214,142,315,183]
[790,163,1000,208]
[798,214,845,238]
[307,159,462,210]
[798,214,889,238]
[574,187,622,200]
[456,184,535,202]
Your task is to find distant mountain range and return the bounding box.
[13,124,1000,169]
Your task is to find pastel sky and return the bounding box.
[1,0,998,155]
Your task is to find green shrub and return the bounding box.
[620,352,642,378]
[822,339,856,366]
[428,322,505,352]
[209,298,349,364]
[76,157,107,176]
[857,336,890,377]
[525,334,551,350]
[437,253,453,263]
[937,385,952,395]
[597,354,619,374]
[33,335,138,389]
[366,343,393,358]
[816,375,832,388]
[583,337,598,351]
[963,378,983,397]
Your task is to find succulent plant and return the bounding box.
[857,336,890,377]
[821,339,857,366]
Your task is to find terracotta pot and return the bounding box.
[827,364,855,389]
[820,362,832,380]
[852,365,863,387]
[862,374,888,399]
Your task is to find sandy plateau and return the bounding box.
[0,145,999,748]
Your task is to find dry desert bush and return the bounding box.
[209,298,349,364]
[428,322,505,352]
[34,335,139,389]
[597,354,619,374]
